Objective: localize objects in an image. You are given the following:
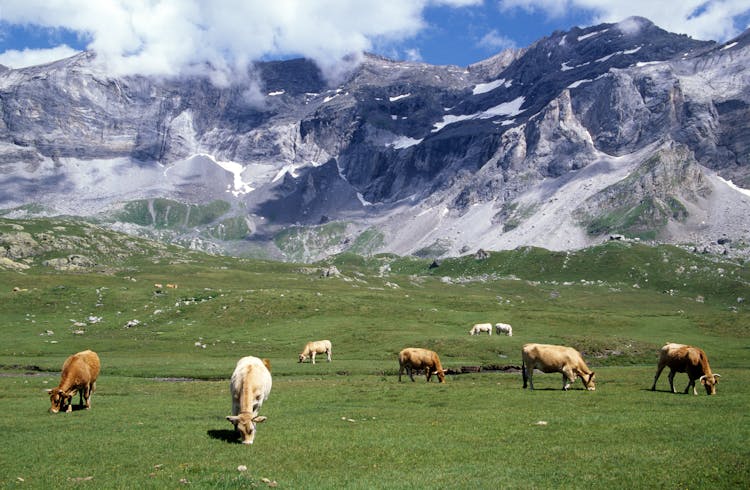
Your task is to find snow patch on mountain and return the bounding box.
[432,96,526,132]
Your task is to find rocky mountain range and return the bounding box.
[1,16,748,262]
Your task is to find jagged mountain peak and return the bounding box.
[0,17,748,262]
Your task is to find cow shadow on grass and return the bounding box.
[207,429,241,444]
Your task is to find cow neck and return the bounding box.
[239,368,255,412]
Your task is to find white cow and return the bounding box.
[226,356,272,445]
[469,323,492,335]
[495,323,513,336]
[298,340,332,364]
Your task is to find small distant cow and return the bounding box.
[469,323,492,335]
[298,340,332,364]
[227,356,272,445]
[47,350,100,413]
[522,343,596,391]
[398,347,446,383]
[651,343,721,395]
[494,323,513,336]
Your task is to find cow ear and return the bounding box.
[226,416,239,424]
[714,374,721,379]
[252,416,267,423]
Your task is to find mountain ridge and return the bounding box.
[0,16,748,262]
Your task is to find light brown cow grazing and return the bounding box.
[298,340,332,364]
[522,343,596,391]
[469,323,492,335]
[227,356,272,445]
[47,350,100,413]
[651,343,721,395]
[398,347,446,383]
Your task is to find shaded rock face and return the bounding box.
[0,17,749,260]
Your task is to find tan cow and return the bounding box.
[226,356,272,445]
[469,323,492,335]
[298,340,332,364]
[46,349,100,413]
[522,343,596,391]
[651,343,721,395]
[398,347,446,383]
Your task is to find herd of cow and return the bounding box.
[46,329,721,445]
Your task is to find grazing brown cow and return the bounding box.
[651,343,721,395]
[398,347,446,383]
[522,343,596,391]
[298,340,332,364]
[227,356,273,445]
[47,350,100,413]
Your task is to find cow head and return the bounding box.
[432,369,447,383]
[227,413,267,444]
[46,388,72,413]
[581,372,596,391]
[298,353,307,363]
[700,374,720,395]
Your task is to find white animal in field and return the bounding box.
[494,323,513,336]
[226,356,272,445]
[298,340,332,364]
[469,323,492,335]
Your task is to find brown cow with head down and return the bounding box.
[47,349,100,413]
[398,347,446,383]
[522,343,596,391]
[651,343,720,395]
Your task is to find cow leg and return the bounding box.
[562,369,576,391]
[651,363,666,391]
[685,378,697,395]
[311,352,316,365]
[408,366,415,382]
[82,385,91,408]
[667,370,677,393]
[327,349,331,362]
[398,365,404,382]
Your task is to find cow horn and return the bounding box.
[714,374,721,378]
[699,375,707,382]
[252,415,267,423]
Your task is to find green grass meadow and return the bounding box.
[0,235,748,488]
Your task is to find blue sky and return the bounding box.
[0,1,748,76]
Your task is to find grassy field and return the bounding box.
[0,221,748,488]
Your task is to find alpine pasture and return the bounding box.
[0,218,748,488]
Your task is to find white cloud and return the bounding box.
[478,29,518,51]
[0,0,478,83]
[498,0,750,41]
[404,48,424,62]
[0,45,80,69]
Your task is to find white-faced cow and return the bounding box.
[47,349,100,413]
[398,347,446,383]
[227,356,272,445]
[651,343,721,395]
[522,343,596,391]
[469,323,492,335]
[298,340,332,364]
[494,323,513,336]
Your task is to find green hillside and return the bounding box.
[0,217,747,488]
